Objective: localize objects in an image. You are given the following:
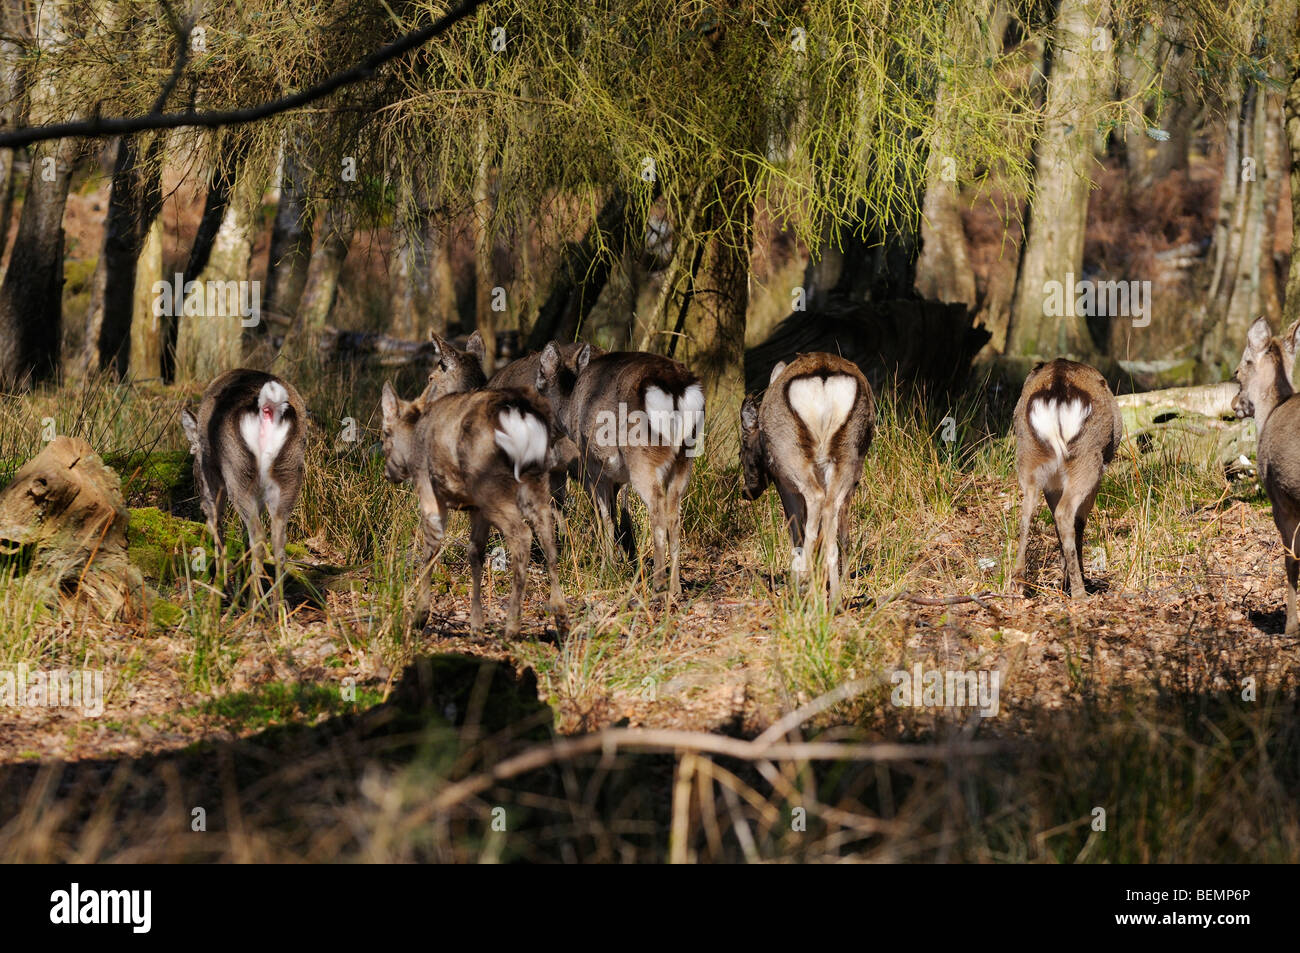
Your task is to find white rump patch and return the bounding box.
[645,382,706,451]
[787,374,857,461]
[1028,397,1092,464]
[240,380,292,490]
[495,408,548,481]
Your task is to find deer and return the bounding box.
[535,344,703,597]
[739,352,875,606]
[1012,358,1122,598]
[1232,316,1300,634]
[179,369,306,608]
[425,332,597,516]
[379,371,567,640]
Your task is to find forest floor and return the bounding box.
[3,449,1297,763]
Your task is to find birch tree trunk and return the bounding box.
[283,197,354,360]
[1197,56,1287,378]
[129,215,164,379]
[263,139,314,319]
[473,120,497,374]
[175,167,264,382]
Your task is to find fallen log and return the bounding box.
[1115,382,1255,477]
[0,436,147,619]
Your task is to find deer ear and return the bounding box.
[180,409,200,454]
[465,330,485,363]
[768,361,788,386]
[1247,316,1271,352]
[575,343,592,374]
[537,342,561,390]
[1284,320,1300,358]
[740,396,760,431]
[380,381,398,426]
[428,331,444,359]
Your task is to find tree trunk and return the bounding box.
[472,120,497,373]
[129,215,164,379]
[1284,58,1300,333]
[1197,60,1287,378]
[677,173,753,461]
[0,0,81,391]
[174,166,263,382]
[83,134,163,377]
[428,217,456,337]
[1007,0,1112,360]
[0,138,76,390]
[914,152,976,307]
[263,140,314,320]
[0,0,23,264]
[283,197,354,359]
[525,190,628,351]
[389,190,432,340]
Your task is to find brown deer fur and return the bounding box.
[180,369,306,607]
[380,376,566,639]
[536,345,703,596]
[1012,358,1122,597]
[1232,316,1300,633]
[739,352,875,606]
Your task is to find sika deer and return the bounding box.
[1232,316,1300,634]
[380,377,567,639]
[491,341,603,510]
[179,369,306,607]
[739,353,875,606]
[1012,358,1122,597]
[535,345,703,596]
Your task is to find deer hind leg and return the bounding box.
[1049,484,1087,599]
[825,474,856,609]
[496,507,532,640]
[589,475,627,564]
[268,509,288,614]
[233,495,268,607]
[1285,552,1299,636]
[521,478,568,637]
[1070,475,1102,594]
[1277,513,1300,635]
[1013,476,1041,587]
[664,459,693,598]
[413,478,447,629]
[203,483,229,597]
[466,511,490,633]
[799,487,826,597]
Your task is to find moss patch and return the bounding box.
[104,451,195,512]
[127,506,310,586]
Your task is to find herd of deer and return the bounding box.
[177,315,1300,638]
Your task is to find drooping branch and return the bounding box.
[0,0,492,148]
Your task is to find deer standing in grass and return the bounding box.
[535,344,703,597]
[1232,316,1300,634]
[427,331,595,517]
[739,353,875,606]
[1012,358,1122,597]
[380,366,567,639]
[180,369,306,608]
